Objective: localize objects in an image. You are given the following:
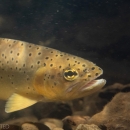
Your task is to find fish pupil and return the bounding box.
[64,70,78,79]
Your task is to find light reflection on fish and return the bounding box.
[0,38,106,113]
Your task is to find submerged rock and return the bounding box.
[76,124,101,130]
[21,122,50,130]
[88,92,130,129]
[21,123,39,130]
[62,116,90,130]
[40,118,63,128]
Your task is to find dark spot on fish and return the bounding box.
[60,55,63,56]
[38,52,41,55]
[45,47,48,49]
[16,67,17,70]
[55,55,58,57]
[12,58,14,61]
[88,75,91,77]
[23,64,25,67]
[9,44,11,47]
[29,45,32,48]
[13,41,16,43]
[29,53,32,56]
[82,64,86,67]
[5,56,6,59]
[83,69,87,72]
[50,64,53,67]
[28,87,30,89]
[27,78,29,81]
[7,61,9,64]
[44,63,46,66]
[73,57,76,59]
[95,73,99,76]
[21,43,23,46]
[19,68,21,71]
[0,77,2,79]
[17,53,19,56]
[67,58,69,60]
[68,64,70,66]
[45,57,49,59]
[24,71,26,74]
[37,61,40,64]
[10,51,13,54]
[78,62,80,64]
[16,61,18,63]
[57,73,61,76]
[51,51,53,53]
[59,66,61,68]
[31,65,33,68]
[75,61,77,63]
[37,47,39,50]
[91,67,95,70]
[2,54,4,57]
[50,59,52,61]
[54,82,57,86]
[11,82,13,84]
[73,64,76,66]
[51,75,55,79]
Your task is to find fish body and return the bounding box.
[0,38,106,113]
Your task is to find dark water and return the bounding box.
[0,0,130,125]
[0,0,129,84]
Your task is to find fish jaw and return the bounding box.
[62,79,106,100]
[80,79,106,91]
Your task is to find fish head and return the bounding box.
[34,52,106,101]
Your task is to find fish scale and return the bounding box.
[0,38,106,113]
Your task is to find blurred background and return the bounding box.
[0,0,130,85]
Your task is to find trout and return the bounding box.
[0,38,106,113]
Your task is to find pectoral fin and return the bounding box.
[5,93,38,113]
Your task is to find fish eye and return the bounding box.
[63,68,79,81]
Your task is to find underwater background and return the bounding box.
[0,1,130,130]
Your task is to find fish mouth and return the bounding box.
[66,79,106,93]
[80,79,106,91]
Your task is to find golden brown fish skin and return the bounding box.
[0,38,104,102]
